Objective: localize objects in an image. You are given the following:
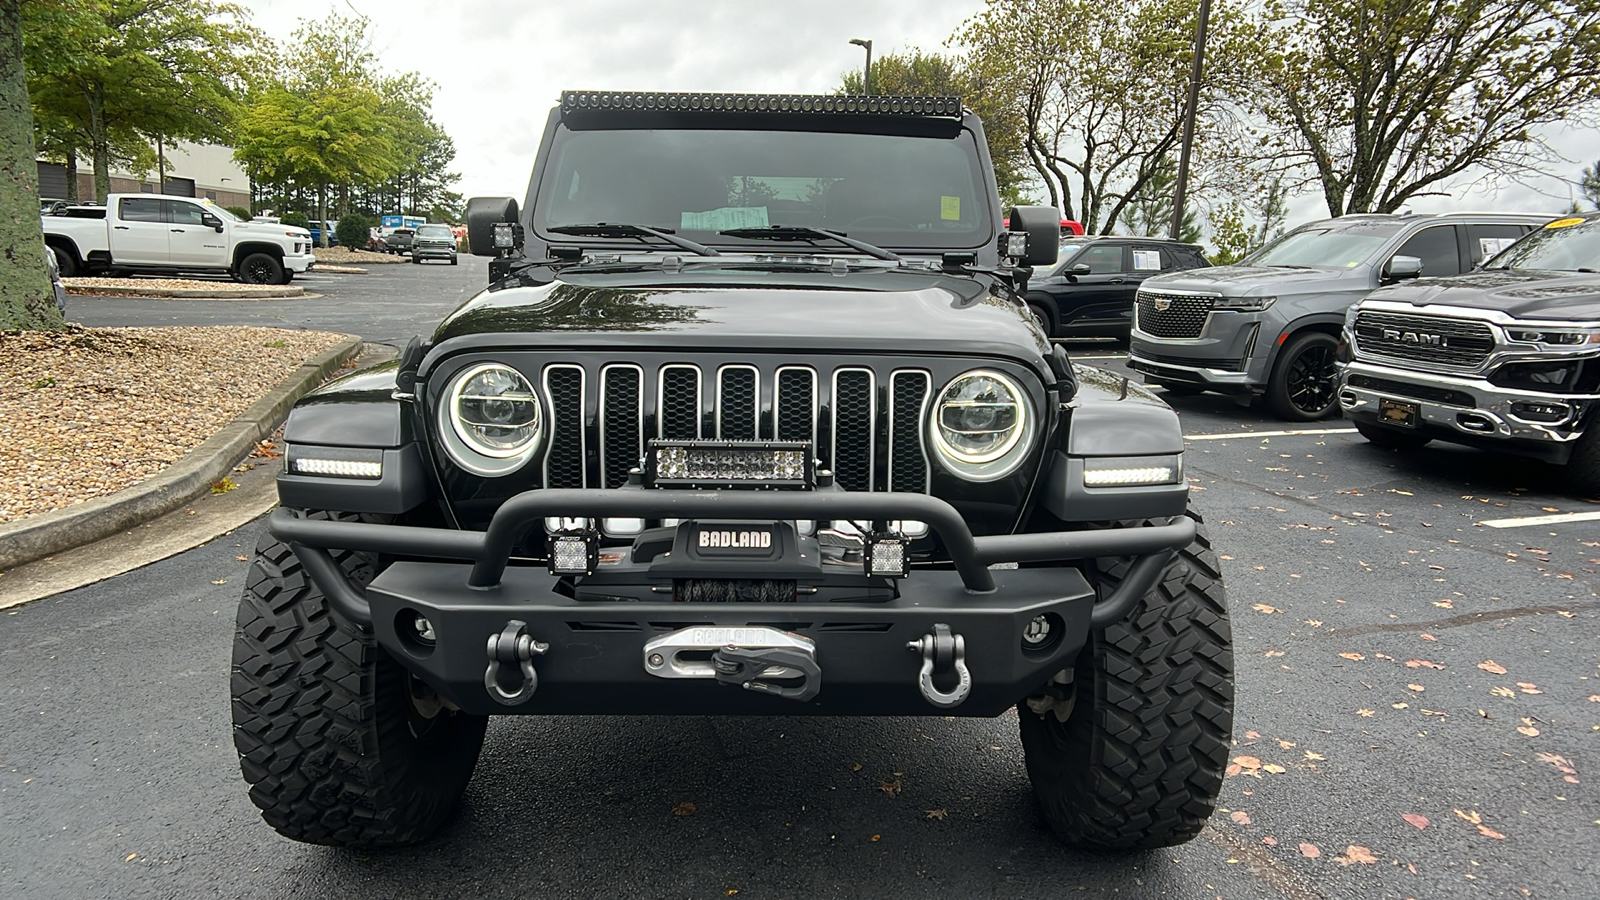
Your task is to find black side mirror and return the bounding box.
[1070,263,1092,276]
[467,196,521,258]
[1384,254,1423,281]
[201,213,223,231]
[1005,206,1061,267]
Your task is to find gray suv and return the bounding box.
[1128,213,1551,420]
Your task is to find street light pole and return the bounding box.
[850,38,873,94]
[1170,0,1212,241]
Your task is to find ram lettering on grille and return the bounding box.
[547,362,934,492]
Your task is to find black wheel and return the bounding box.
[411,255,421,264]
[1353,420,1432,451]
[1266,331,1340,421]
[231,511,487,847]
[238,252,286,285]
[1566,420,1600,498]
[50,244,79,278]
[449,256,458,266]
[1019,506,1233,850]
[1024,293,1056,337]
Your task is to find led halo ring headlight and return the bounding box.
[438,362,543,476]
[928,369,1035,481]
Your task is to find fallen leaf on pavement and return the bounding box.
[1230,810,1252,825]
[1357,709,1375,717]
[1337,845,1379,865]
[878,779,902,797]
[1262,763,1287,774]
[1253,603,1280,614]
[1339,652,1365,661]
[1420,633,1438,641]
[1304,751,1325,761]
[1233,755,1262,770]
[211,579,227,585]
[924,808,947,821]
[870,834,881,842]
[851,762,863,771]
[1406,659,1445,669]
[1262,836,1278,846]
[1517,682,1542,695]
[1517,718,1540,737]
[672,801,697,817]
[1402,813,1430,829]
[1478,824,1506,839]
[1407,684,1426,692]
[1478,660,1509,675]
[1454,808,1482,824]
[1491,686,1516,698]
[1432,600,1453,608]
[1299,842,1321,858]
[234,555,248,562]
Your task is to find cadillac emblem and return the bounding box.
[1153,296,1172,311]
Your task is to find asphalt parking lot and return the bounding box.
[2,258,1595,899]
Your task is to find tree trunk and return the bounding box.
[65,150,78,201]
[87,86,109,204]
[317,182,328,248]
[0,0,65,330]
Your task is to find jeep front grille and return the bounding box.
[1135,292,1214,338]
[544,361,934,492]
[1352,311,1495,368]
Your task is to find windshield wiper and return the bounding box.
[547,223,721,257]
[718,225,900,261]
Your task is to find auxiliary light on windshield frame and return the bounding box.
[560,91,962,119]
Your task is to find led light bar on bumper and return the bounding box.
[647,440,814,489]
[1083,455,1183,487]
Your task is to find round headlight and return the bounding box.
[929,369,1034,480]
[440,362,541,475]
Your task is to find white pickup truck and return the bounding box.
[42,194,316,285]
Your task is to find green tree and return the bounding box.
[1126,157,1201,242]
[1205,201,1253,266]
[957,0,1257,233]
[1256,0,1600,216]
[837,49,1031,206]
[1,0,62,330]
[23,0,258,203]
[1578,160,1600,210]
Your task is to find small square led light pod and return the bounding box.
[864,532,910,578]
[547,529,599,576]
[492,221,524,250]
[1001,232,1029,258]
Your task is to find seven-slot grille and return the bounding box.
[1352,311,1496,368]
[1135,291,1214,338]
[541,362,934,492]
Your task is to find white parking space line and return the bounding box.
[1071,354,1129,361]
[1477,511,1600,529]
[1184,428,1358,441]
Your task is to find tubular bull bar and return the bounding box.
[268,489,1194,715]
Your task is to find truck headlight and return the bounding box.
[439,362,542,475]
[1212,295,1276,312]
[928,369,1034,481]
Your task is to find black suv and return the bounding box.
[1025,236,1210,337]
[233,91,1233,853]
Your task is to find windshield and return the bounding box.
[1485,217,1600,272]
[416,225,453,238]
[1243,221,1405,268]
[536,125,992,250]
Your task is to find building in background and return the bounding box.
[36,141,251,210]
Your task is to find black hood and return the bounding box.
[424,265,1053,378]
[1367,269,1600,321]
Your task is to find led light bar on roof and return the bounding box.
[560,91,963,119]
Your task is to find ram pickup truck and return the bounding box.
[42,194,315,284]
[233,90,1233,854]
[1340,213,1600,495]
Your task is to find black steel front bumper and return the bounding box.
[269,488,1194,716]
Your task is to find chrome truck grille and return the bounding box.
[1352,311,1496,368]
[537,361,934,492]
[1135,291,1214,339]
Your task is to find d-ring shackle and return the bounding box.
[484,620,549,705]
[907,623,971,708]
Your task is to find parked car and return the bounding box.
[1024,235,1210,337]
[383,227,415,255]
[306,219,339,247]
[410,223,458,265]
[1128,212,1552,420]
[1339,213,1600,494]
[42,194,315,284]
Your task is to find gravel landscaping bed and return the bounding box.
[63,276,298,296]
[313,246,411,264]
[0,326,348,524]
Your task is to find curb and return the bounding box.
[0,335,364,572]
[313,264,367,274]
[65,285,304,299]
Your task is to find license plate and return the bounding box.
[1379,398,1419,428]
[692,524,776,555]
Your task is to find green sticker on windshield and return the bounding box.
[941,196,960,220]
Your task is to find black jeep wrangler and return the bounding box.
[232,91,1233,851]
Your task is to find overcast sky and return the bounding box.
[234,0,1597,226]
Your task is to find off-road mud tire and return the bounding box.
[231,510,487,847]
[1353,419,1432,451]
[1019,506,1233,850]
